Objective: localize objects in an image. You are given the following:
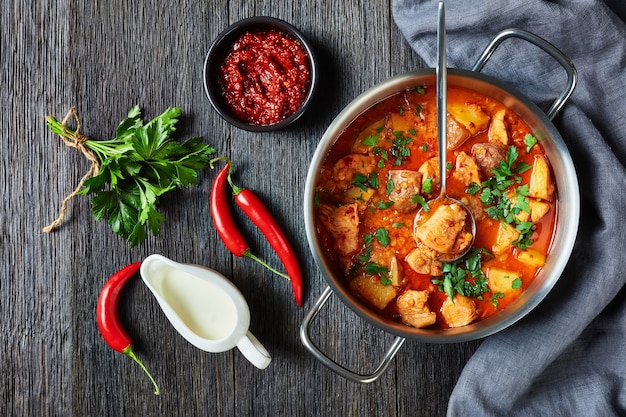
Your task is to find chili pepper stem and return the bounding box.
[243,249,290,280]
[209,156,243,194]
[122,345,161,395]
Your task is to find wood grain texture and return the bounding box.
[1,0,480,415]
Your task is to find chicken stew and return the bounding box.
[314,85,557,329]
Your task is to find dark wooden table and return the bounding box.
[2,1,480,415]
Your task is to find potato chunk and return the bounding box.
[441,294,479,328]
[487,267,522,294]
[516,248,546,268]
[396,290,437,328]
[528,156,555,201]
[492,221,520,255]
[349,275,397,310]
[529,199,551,222]
[488,109,508,145]
[448,102,490,136]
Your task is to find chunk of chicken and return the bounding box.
[418,157,440,195]
[387,169,422,212]
[487,267,522,294]
[528,156,555,201]
[396,290,437,328]
[460,195,487,221]
[414,203,472,255]
[488,109,508,145]
[492,221,520,255]
[331,154,378,192]
[441,294,479,328]
[317,203,360,255]
[453,151,481,186]
[471,142,508,178]
[405,246,443,276]
[350,275,397,310]
[447,115,471,149]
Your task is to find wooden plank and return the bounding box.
[0,0,481,415]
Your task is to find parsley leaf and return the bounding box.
[524,134,538,152]
[364,262,392,285]
[374,227,390,247]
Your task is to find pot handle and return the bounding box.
[299,286,406,384]
[471,28,577,120]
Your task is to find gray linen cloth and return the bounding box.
[392,1,626,416]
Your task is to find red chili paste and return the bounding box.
[218,29,311,126]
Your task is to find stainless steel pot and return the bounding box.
[300,29,579,383]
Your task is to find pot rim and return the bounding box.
[304,68,580,343]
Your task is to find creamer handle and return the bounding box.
[237,331,272,370]
[472,28,577,120]
[299,286,406,384]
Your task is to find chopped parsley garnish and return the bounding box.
[524,134,538,152]
[353,172,379,191]
[411,194,430,212]
[374,227,390,247]
[475,146,534,249]
[362,134,379,146]
[490,292,504,308]
[423,177,433,194]
[386,178,395,195]
[432,248,489,301]
[377,200,394,209]
[389,133,412,166]
[350,233,393,285]
[364,262,392,285]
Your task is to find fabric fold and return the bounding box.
[392,1,626,415]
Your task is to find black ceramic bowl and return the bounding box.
[203,16,318,132]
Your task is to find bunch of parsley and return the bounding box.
[46,106,216,247]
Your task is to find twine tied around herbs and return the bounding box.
[42,107,100,233]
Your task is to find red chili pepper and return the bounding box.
[96,262,160,395]
[230,181,303,308]
[210,162,289,279]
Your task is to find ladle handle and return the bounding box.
[471,28,577,120]
[237,331,272,370]
[436,2,448,196]
[299,286,406,384]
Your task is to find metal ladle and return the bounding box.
[414,2,476,262]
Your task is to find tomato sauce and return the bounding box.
[218,29,311,126]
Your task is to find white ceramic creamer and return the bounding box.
[140,254,271,369]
